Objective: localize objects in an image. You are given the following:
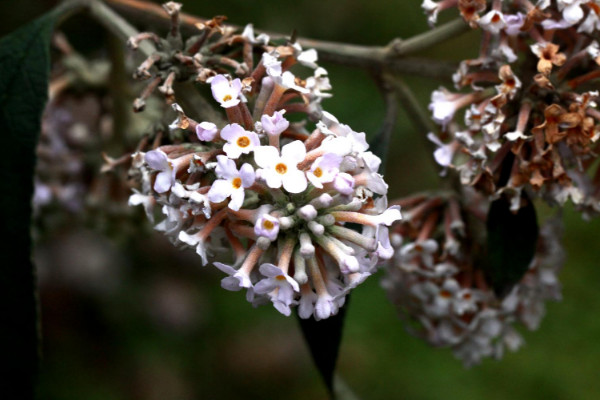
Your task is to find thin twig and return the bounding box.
[104,0,466,79]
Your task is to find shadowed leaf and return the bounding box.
[485,192,538,297]
[0,11,57,395]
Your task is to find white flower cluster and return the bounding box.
[128,30,400,320]
[382,205,563,367]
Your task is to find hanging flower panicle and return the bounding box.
[126,6,400,320]
[423,0,600,215]
[382,191,563,367]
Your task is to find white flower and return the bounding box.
[220,123,260,159]
[145,150,175,193]
[306,153,342,188]
[478,11,506,35]
[262,52,282,77]
[207,155,255,210]
[210,74,242,108]
[254,264,300,316]
[254,213,280,241]
[254,141,308,193]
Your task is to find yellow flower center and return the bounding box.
[313,167,323,178]
[276,275,286,281]
[275,163,288,174]
[263,219,275,230]
[232,177,242,189]
[237,136,250,147]
[223,94,232,102]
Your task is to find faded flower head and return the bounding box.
[382,192,563,367]
[126,16,400,319]
[423,0,600,216]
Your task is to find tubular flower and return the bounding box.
[127,23,400,319]
[381,192,563,367]
[423,0,600,216]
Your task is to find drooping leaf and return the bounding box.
[296,296,349,397]
[485,192,539,297]
[0,11,57,395]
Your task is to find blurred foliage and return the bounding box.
[3,0,600,399]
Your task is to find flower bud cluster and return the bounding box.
[382,192,563,366]
[127,21,400,319]
[423,0,600,214]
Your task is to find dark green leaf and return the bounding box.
[485,192,539,298]
[0,11,57,396]
[296,296,349,397]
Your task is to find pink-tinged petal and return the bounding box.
[333,173,355,195]
[239,163,255,187]
[196,121,218,141]
[220,123,244,141]
[281,140,307,164]
[228,189,245,211]
[207,179,232,203]
[261,168,283,189]
[145,150,169,171]
[223,143,243,159]
[254,279,278,294]
[247,131,261,148]
[273,301,292,316]
[282,169,308,193]
[254,146,279,168]
[259,263,282,277]
[231,78,242,93]
[254,214,280,240]
[214,261,236,275]
[221,277,244,291]
[215,155,238,180]
[261,110,289,136]
[285,276,300,292]
[318,153,343,170]
[154,170,174,193]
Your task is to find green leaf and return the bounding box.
[0,11,57,395]
[484,192,539,298]
[296,297,349,397]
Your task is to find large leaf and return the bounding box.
[296,296,349,397]
[485,192,539,297]
[0,11,57,395]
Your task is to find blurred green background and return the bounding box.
[4,0,600,399]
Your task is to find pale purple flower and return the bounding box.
[214,262,252,291]
[145,150,175,193]
[220,123,260,159]
[254,213,280,241]
[254,264,300,316]
[207,155,255,210]
[261,110,289,136]
[210,74,242,108]
[254,141,308,193]
[333,172,355,195]
[196,121,218,141]
[306,153,342,188]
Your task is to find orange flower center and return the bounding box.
[237,136,250,147]
[439,290,452,299]
[313,167,323,178]
[276,275,286,281]
[232,177,242,189]
[491,13,500,23]
[263,220,274,230]
[223,94,232,102]
[275,163,288,174]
